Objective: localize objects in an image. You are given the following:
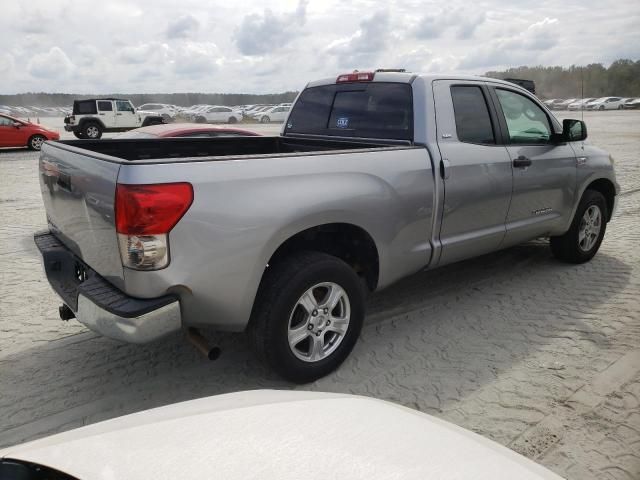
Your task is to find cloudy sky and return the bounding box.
[1,0,639,94]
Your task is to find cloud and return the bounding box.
[0,53,15,74]
[459,17,560,69]
[167,14,199,39]
[414,9,486,40]
[234,0,308,56]
[172,42,220,76]
[326,11,390,68]
[27,47,74,79]
[118,43,160,65]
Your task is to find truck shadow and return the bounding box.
[0,242,632,447]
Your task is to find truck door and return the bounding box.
[115,100,138,128]
[433,80,513,265]
[96,100,115,126]
[488,87,577,247]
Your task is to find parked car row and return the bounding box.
[543,96,640,110]
[0,105,71,118]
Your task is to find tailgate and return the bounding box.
[39,142,124,289]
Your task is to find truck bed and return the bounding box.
[49,136,407,163]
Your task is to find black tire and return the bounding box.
[82,122,102,139]
[260,116,270,123]
[248,251,365,383]
[550,190,608,264]
[617,105,623,110]
[195,116,206,123]
[228,116,238,124]
[28,134,47,150]
[73,131,85,139]
[161,113,173,123]
[599,105,605,111]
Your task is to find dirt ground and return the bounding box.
[1,110,639,479]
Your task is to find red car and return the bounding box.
[115,123,260,139]
[0,114,60,150]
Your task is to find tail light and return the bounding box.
[336,72,375,83]
[115,183,193,270]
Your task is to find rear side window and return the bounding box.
[97,101,113,111]
[74,101,97,115]
[285,82,413,141]
[450,86,496,144]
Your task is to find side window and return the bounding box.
[116,101,134,112]
[97,101,113,112]
[221,107,231,112]
[495,89,551,144]
[0,116,13,126]
[450,86,496,144]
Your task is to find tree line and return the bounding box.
[486,59,640,99]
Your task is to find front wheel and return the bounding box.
[28,134,46,150]
[599,105,605,111]
[550,190,608,263]
[260,116,270,123]
[228,116,238,124]
[248,251,365,383]
[73,131,85,139]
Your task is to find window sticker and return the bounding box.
[336,117,349,128]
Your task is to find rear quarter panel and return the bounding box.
[117,148,434,331]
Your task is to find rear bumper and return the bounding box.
[34,231,182,343]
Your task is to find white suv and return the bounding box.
[194,106,243,124]
[64,99,164,139]
[137,103,176,122]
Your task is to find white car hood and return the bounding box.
[0,390,563,480]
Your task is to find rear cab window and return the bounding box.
[450,86,496,144]
[285,82,413,141]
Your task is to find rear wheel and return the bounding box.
[599,105,605,111]
[28,134,46,150]
[617,104,624,110]
[260,115,270,123]
[195,116,206,123]
[550,190,608,263]
[248,251,365,383]
[82,122,102,139]
[228,116,238,124]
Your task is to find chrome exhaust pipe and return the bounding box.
[186,328,221,361]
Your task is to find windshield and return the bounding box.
[285,82,413,140]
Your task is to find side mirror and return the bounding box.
[562,119,587,142]
[12,121,21,128]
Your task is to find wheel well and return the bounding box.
[79,118,104,130]
[268,223,379,291]
[586,179,616,221]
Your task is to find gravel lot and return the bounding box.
[1,111,639,479]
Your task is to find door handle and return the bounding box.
[513,156,532,168]
[116,113,122,116]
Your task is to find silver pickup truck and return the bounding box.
[35,72,618,382]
